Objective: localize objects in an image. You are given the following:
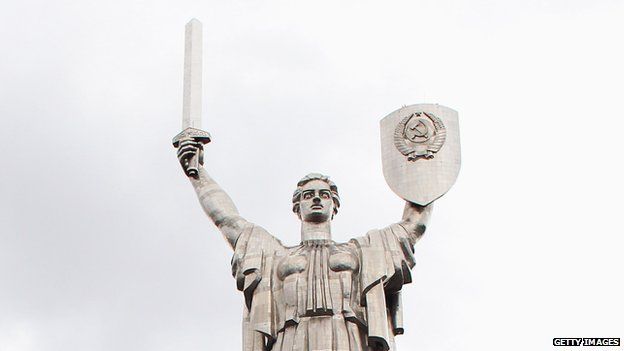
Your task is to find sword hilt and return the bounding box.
[173,127,211,179]
[185,151,201,178]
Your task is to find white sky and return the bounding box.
[1,0,623,350]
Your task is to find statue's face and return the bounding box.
[299,179,334,223]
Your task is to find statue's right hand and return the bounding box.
[177,137,203,173]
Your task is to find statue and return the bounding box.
[173,20,460,351]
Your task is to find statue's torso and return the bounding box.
[233,224,416,351]
[276,239,361,320]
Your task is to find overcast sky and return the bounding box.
[1,0,623,350]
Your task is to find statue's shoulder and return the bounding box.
[234,223,285,253]
[345,223,412,252]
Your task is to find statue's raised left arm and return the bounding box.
[398,201,433,245]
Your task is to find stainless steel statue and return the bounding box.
[173,20,460,351]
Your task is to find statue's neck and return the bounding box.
[300,221,332,242]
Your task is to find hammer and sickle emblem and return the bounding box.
[409,120,429,139]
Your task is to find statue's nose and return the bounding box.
[312,196,321,204]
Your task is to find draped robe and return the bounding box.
[231,223,418,351]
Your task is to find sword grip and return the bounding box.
[186,155,198,178]
[184,144,204,179]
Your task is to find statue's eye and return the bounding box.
[303,192,314,199]
[320,192,330,199]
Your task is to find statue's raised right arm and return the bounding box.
[177,138,247,249]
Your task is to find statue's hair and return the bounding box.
[292,173,340,218]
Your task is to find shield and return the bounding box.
[380,104,461,205]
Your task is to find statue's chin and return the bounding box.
[302,212,330,223]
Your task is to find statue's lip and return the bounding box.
[311,205,323,210]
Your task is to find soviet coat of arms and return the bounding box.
[394,111,446,161]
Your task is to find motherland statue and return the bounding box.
[173,20,460,351]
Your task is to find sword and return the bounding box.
[172,19,211,178]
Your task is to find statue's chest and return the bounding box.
[276,241,359,316]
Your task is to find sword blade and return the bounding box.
[182,19,202,129]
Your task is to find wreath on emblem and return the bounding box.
[393,112,446,161]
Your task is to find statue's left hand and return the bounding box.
[401,201,433,241]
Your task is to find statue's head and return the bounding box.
[292,173,340,223]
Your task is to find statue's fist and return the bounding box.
[176,138,204,176]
